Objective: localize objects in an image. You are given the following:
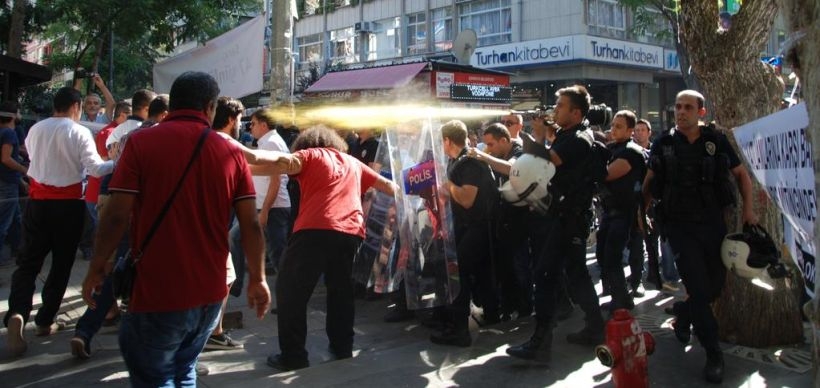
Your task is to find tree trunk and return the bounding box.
[779,0,820,383]
[7,0,27,58]
[678,0,804,347]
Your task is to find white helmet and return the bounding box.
[720,225,786,279]
[505,154,556,213]
[499,181,528,207]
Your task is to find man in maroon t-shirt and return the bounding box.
[81,72,270,386]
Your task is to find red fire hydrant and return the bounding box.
[594,309,655,388]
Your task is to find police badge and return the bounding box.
[705,141,716,155]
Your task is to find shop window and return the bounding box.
[367,17,401,61]
[297,33,324,70]
[588,0,626,39]
[432,7,454,52]
[458,0,512,47]
[407,12,427,55]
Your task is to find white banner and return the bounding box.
[153,15,266,98]
[734,103,816,296]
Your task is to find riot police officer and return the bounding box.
[506,85,604,361]
[596,110,646,312]
[643,90,757,384]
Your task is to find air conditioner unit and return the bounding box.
[355,21,373,33]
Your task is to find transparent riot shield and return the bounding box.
[386,120,460,310]
[352,132,400,292]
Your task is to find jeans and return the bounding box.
[78,201,98,257]
[660,239,681,283]
[228,219,245,297]
[0,179,21,259]
[596,213,634,309]
[74,235,130,342]
[264,207,291,268]
[119,303,221,387]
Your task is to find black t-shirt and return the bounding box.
[448,148,496,226]
[604,140,646,212]
[549,124,593,209]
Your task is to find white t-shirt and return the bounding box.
[252,130,291,209]
[106,118,142,148]
[26,117,113,185]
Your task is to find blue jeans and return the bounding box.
[660,239,681,282]
[78,201,97,256]
[119,303,221,387]
[229,220,245,297]
[265,207,291,268]
[74,237,129,343]
[0,179,22,259]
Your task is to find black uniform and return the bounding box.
[532,123,602,332]
[649,126,739,354]
[596,140,646,310]
[447,147,499,328]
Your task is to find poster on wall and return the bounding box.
[733,103,816,296]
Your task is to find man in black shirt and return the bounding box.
[596,110,646,312]
[506,85,604,361]
[643,90,757,383]
[430,120,498,347]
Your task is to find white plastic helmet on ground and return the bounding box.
[504,154,556,213]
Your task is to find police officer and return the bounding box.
[506,85,604,361]
[643,90,757,384]
[431,120,498,347]
[596,110,646,312]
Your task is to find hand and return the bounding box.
[258,211,268,226]
[92,73,105,87]
[246,281,272,319]
[742,208,759,225]
[81,267,107,309]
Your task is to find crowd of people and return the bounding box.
[0,74,755,385]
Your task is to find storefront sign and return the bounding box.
[470,37,574,69]
[585,36,662,69]
[450,84,512,102]
[434,72,454,98]
[664,49,680,72]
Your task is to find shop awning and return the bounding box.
[305,62,428,93]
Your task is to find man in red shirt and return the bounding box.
[261,126,396,371]
[81,72,270,385]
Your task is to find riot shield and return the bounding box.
[387,121,460,310]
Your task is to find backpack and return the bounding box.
[578,130,612,196]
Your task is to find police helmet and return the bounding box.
[505,154,556,213]
[499,181,528,207]
[721,224,787,279]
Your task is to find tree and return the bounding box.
[621,0,803,347]
[2,0,46,58]
[778,0,820,382]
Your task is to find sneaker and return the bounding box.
[6,314,27,356]
[71,336,91,359]
[204,333,243,351]
[35,321,66,337]
[662,282,680,292]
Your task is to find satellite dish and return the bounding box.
[451,29,477,65]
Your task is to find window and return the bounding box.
[589,0,626,30]
[432,7,454,52]
[330,27,357,65]
[297,33,323,70]
[635,8,671,45]
[407,12,427,55]
[367,17,401,61]
[458,0,512,47]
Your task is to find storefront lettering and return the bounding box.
[473,41,571,67]
[591,40,659,66]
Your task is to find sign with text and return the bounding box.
[734,103,816,296]
[450,84,512,103]
[434,71,454,98]
[470,36,575,69]
[583,35,663,69]
[403,160,437,195]
[664,49,680,72]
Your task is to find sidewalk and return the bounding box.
[0,253,812,387]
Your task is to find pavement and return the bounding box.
[0,251,812,387]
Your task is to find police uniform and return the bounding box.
[596,140,645,310]
[443,147,499,331]
[533,123,603,335]
[649,126,739,355]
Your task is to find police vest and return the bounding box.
[649,126,735,222]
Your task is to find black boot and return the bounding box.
[430,324,472,347]
[671,301,692,344]
[703,350,725,384]
[506,325,552,360]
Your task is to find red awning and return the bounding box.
[305,62,428,93]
